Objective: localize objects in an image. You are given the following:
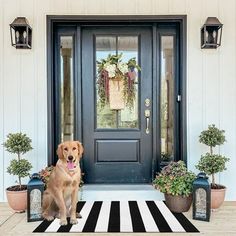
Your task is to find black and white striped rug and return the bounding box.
[33,201,199,233]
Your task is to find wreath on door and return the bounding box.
[97,53,141,110]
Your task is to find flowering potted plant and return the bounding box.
[39,166,54,189]
[153,161,196,212]
[97,53,141,110]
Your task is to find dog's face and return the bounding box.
[57,141,84,170]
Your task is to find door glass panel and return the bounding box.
[96,35,139,129]
[60,36,74,141]
[160,36,174,163]
[96,36,116,128]
[118,36,139,128]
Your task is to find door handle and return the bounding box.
[145,109,151,134]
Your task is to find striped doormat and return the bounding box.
[33,201,199,233]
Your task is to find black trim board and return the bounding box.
[47,15,187,174]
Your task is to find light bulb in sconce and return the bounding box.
[212,30,217,43]
[23,31,27,44]
[205,31,209,43]
[23,31,27,38]
[16,31,20,43]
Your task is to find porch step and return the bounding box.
[80,184,164,201]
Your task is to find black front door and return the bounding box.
[51,20,182,184]
[82,27,153,183]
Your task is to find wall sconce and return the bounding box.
[201,17,223,49]
[10,17,32,49]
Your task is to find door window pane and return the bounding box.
[96,36,139,129]
[118,36,139,128]
[60,36,74,141]
[96,36,116,128]
[160,36,174,163]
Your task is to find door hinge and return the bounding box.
[177,95,181,102]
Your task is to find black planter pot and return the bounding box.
[164,193,192,213]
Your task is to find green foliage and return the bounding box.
[3,132,33,189]
[7,159,32,178]
[97,53,141,110]
[161,152,172,162]
[199,124,226,148]
[196,153,229,176]
[196,124,229,186]
[153,161,196,197]
[3,133,33,156]
[122,76,136,110]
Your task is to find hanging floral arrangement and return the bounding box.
[97,53,141,110]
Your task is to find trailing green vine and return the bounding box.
[97,53,141,110]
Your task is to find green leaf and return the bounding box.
[7,159,32,178]
[153,161,196,197]
[199,124,226,148]
[3,133,33,156]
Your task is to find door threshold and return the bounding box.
[80,184,164,201]
[83,184,154,191]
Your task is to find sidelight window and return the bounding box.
[160,36,174,163]
[60,36,74,141]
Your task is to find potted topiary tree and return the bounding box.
[3,133,33,212]
[196,124,230,209]
[153,161,196,212]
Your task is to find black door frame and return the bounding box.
[47,15,187,179]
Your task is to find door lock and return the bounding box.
[145,109,151,118]
[145,98,151,107]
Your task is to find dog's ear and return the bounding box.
[77,141,84,159]
[56,143,64,160]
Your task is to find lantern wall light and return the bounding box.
[10,17,32,49]
[201,17,223,49]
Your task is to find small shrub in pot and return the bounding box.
[196,124,230,209]
[3,133,33,212]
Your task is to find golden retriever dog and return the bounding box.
[42,141,84,225]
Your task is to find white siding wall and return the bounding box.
[0,0,235,201]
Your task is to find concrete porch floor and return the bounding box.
[0,201,236,236]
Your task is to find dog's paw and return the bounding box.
[42,212,54,221]
[60,219,68,226]
[70,218,78,225]
[76,212,82,218]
